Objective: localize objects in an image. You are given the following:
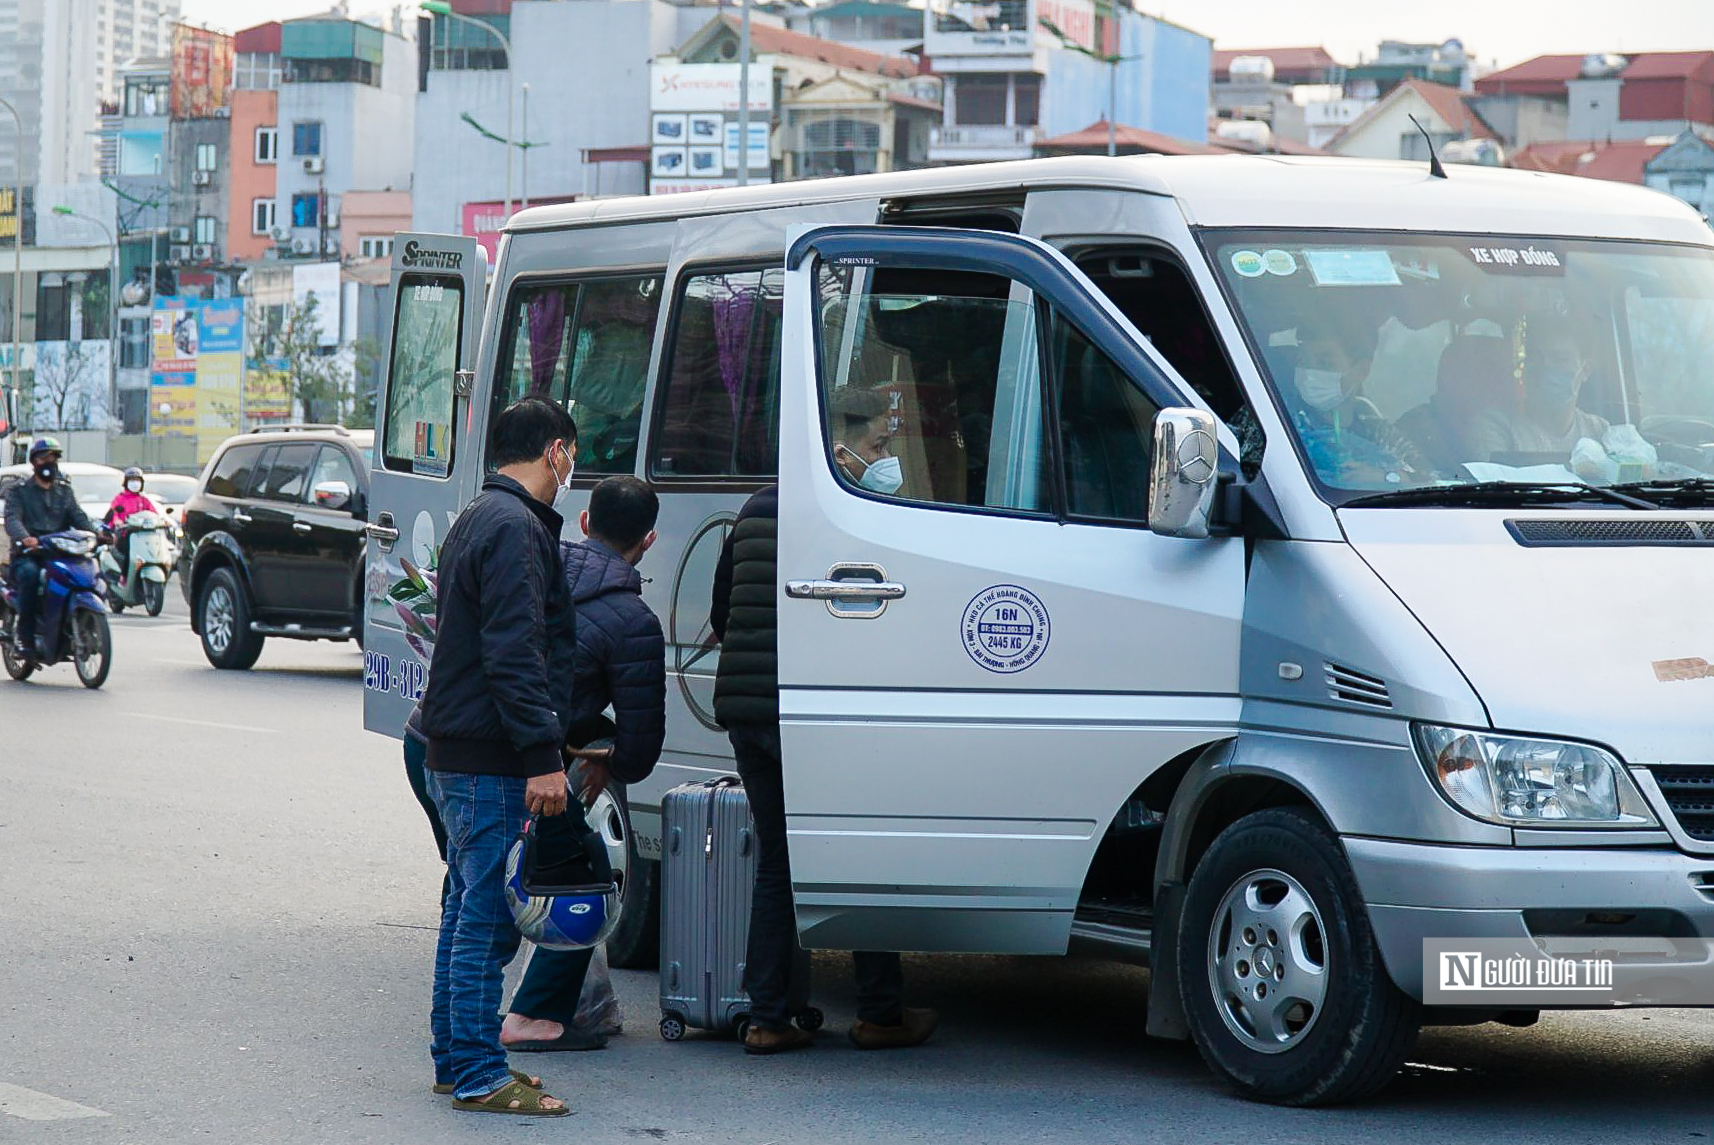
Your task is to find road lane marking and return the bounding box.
[121,712,277,735]
[0,1084,110,1121]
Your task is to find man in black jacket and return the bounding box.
[502,475,667,1051]
[420,397,579,1117]
[4,436,107,657]
[712,483,937,1055]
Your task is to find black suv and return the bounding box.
[179,425,373,669]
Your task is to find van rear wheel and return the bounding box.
[1178,807,1420,1106]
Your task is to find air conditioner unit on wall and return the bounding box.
[291,237,313,254]
[191,170,211,186]
[325,209,339,228]
[302,156,324,174]
[191,244,213,260]
[170,226,190,243]
[271,227,289,241]
[169,244,190,261]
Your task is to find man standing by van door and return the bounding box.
[712,481,938,1054]
[419,396,580,1116]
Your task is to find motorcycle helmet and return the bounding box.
[29,436,63,461]
[504,813,621,951]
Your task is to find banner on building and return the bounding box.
[149,299,243,456]
[292,262,341,348]
[649,63,774,195]
[460,196,578,263]
[152,301,198,374]
[0,185,35,245]
[172,23,234,119]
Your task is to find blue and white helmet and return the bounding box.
[504,814,621,951]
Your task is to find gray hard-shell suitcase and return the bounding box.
[657,776,822,1040]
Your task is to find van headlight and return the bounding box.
[1415,725,1657,827]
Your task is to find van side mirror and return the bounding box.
[1148,408,1219,539]
[312,479,352,512]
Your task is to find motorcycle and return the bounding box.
[100,509,172,616]
[0,530,113,688]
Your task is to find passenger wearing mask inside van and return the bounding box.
[1471,322,1609,461]
[1396,332,1511,473]
[1284,317,1429,487]
[831,386,903,496]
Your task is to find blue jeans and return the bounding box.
[10,552,43,645]
[428,769,528,1099]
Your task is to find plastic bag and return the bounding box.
[573,943,623,1036]
[1603,424,1658,483]
[1570,437,1619,485]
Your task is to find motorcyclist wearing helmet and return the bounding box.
[105,467,154,584]
[3,437,109,655]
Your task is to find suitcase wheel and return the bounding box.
[795,1007,825,1033]
[659,1016,686,1042]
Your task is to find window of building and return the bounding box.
[234,51,282,90]
[194,216,217,245]
[652,268,783,479]
[35,280,70,342]
[119,316,150,369]
[254,126,277,164]
[284,57,379,85]
[383,275,465,477]
[490,275,663,475]
[798,115,883,178]
[194,142,217,171]
[291,193,321,228]
[428,13,511,71]
[292,121,322,157]
[252,198,276,235]
[814,264,1049,513]
[956,75,1009,126]
[1014,75,1041,126]
[123,74,169,117]
[359,235,393,259]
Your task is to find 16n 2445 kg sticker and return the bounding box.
[962,584,1050,674]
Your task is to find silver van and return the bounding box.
[364,156,1714,1104]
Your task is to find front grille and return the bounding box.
[1507,519,1709,547]
[1324,662,1392,709]
[1648,767,1714,843]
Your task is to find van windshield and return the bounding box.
[1209,231,1714,505]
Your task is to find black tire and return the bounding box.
[110,597,126,614]
[1178,807,1421,1107]
[72,610,112,689]
[143,578,165,617]
[0,603,33,681]
[198,568,265,670]
[600,787,661,970]
[659,1016,685,1042]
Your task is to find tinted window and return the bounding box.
[1053,315,1159,521]
[254,443,318,503]
[309,445,359,497]
[206,444,268,498]
[383,274,462,477]
[490,274,662,475]
[815,264,1049,513]
[653,268,782,479]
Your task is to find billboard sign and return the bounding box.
[649,62,773,195]
[171,24,234,119]
[650,62,772,113]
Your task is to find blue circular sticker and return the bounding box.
[961,584,1050,674]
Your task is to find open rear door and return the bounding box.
[363,233,487,736]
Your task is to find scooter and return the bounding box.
[100,509,172,616]
[0,530,113,689]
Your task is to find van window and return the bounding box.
[206,443,267,498]
[652,267,782,479]
[253,443,318,503]
[815,265,1051,514]
[491,275,662,475]
[382,274,463,478]
[1053,312,1160,521]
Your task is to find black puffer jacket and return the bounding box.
[711,485,778,727]
[561,538,666,784]
[419,475,576,778]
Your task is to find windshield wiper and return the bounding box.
[1342,481,1659,510]
[1608,477,1714,506]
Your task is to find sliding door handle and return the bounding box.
[785,580,906,601]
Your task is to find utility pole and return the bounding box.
[737,0,752,188]
[521,82,530,208]
[0,96,21,452]
[422,2,515,220]
[1040,3,1141,158]
[51,205,119,430]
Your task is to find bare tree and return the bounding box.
[246,293,354,424]
[33,343,101,431]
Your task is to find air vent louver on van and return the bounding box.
[1507,519,1712,547]
[1324,662,1392,709]
[1645,766,1714,844]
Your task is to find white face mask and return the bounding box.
[125,480,142,494]
[856,453,903,496]
[1294,367,1347,412]
[551,442,576,505]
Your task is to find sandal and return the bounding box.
[450,1078,569,1116]
[432,1068,540,1096]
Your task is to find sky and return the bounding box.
[181,0,1714,72]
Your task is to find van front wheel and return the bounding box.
[1178,807,1420,1106]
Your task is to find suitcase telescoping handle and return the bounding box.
[703,776,741,861]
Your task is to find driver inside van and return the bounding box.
[1281,314,1430,487]
[831,386,903,496]
[1470,320,1609,461]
